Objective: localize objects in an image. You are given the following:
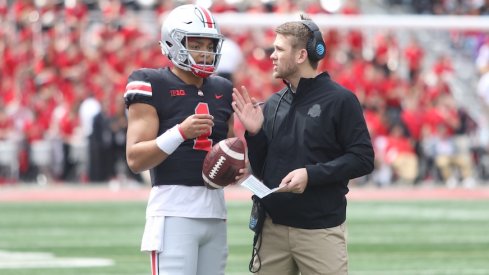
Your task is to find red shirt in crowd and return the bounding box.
[364,109,389,138]
[401,109,424,141]
[404,41,424,72]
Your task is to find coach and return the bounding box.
[232,14,375,275]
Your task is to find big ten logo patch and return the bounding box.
[169,89,186,96]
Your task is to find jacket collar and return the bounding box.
[284,72,330,98]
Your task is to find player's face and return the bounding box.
[186,37,216,66]
[270,34,299,80]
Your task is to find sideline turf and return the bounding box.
[0,200,488,275]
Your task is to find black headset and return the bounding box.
[300,20,326,61]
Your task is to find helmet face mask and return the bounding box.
[161,5,224,78]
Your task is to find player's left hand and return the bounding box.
[234,159,251,184]
[276,168,308,194]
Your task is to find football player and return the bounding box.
[124,4,239,275]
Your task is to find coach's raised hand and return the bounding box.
[232,86,264,135]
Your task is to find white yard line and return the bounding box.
[0,250,113,269]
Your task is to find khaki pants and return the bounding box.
[435,154,473,180]
[253,217,348,275]
[392,153,418,182]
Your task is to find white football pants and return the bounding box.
[149,217,228,275]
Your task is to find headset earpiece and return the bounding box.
[300,20,326,61]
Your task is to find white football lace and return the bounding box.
[209,156,226,179]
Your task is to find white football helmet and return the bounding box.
[161,4,224,78]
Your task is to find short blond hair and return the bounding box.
[274,14,319,69]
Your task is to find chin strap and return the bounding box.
[191,64,215,78]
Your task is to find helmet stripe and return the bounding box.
[196,6,215,29]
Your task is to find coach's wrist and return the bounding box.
[246,127,261,137]
[155,124,185,155]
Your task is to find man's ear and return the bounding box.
[297,48,308,64]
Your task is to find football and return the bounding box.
[202,137,246,189]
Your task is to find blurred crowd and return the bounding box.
[386,0,489,15]
[1,0,489,188]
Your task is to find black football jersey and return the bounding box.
[124,68,233,187]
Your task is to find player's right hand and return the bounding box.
[179,114,214,139]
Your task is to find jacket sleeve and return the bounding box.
[244,92,283,179]
[306,91,375,186]
[245,129,268,179]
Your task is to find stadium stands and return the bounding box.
[0,0,488,187]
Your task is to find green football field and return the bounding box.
[1,200,489,275]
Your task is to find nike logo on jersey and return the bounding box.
[170,89,186,96]
[215,94,223,99]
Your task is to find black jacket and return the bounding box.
[245,72,374,229]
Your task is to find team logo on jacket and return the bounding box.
[307,104,321,118]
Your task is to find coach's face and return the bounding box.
[270,34,299,81]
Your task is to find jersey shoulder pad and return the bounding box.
[124,68,156,107]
